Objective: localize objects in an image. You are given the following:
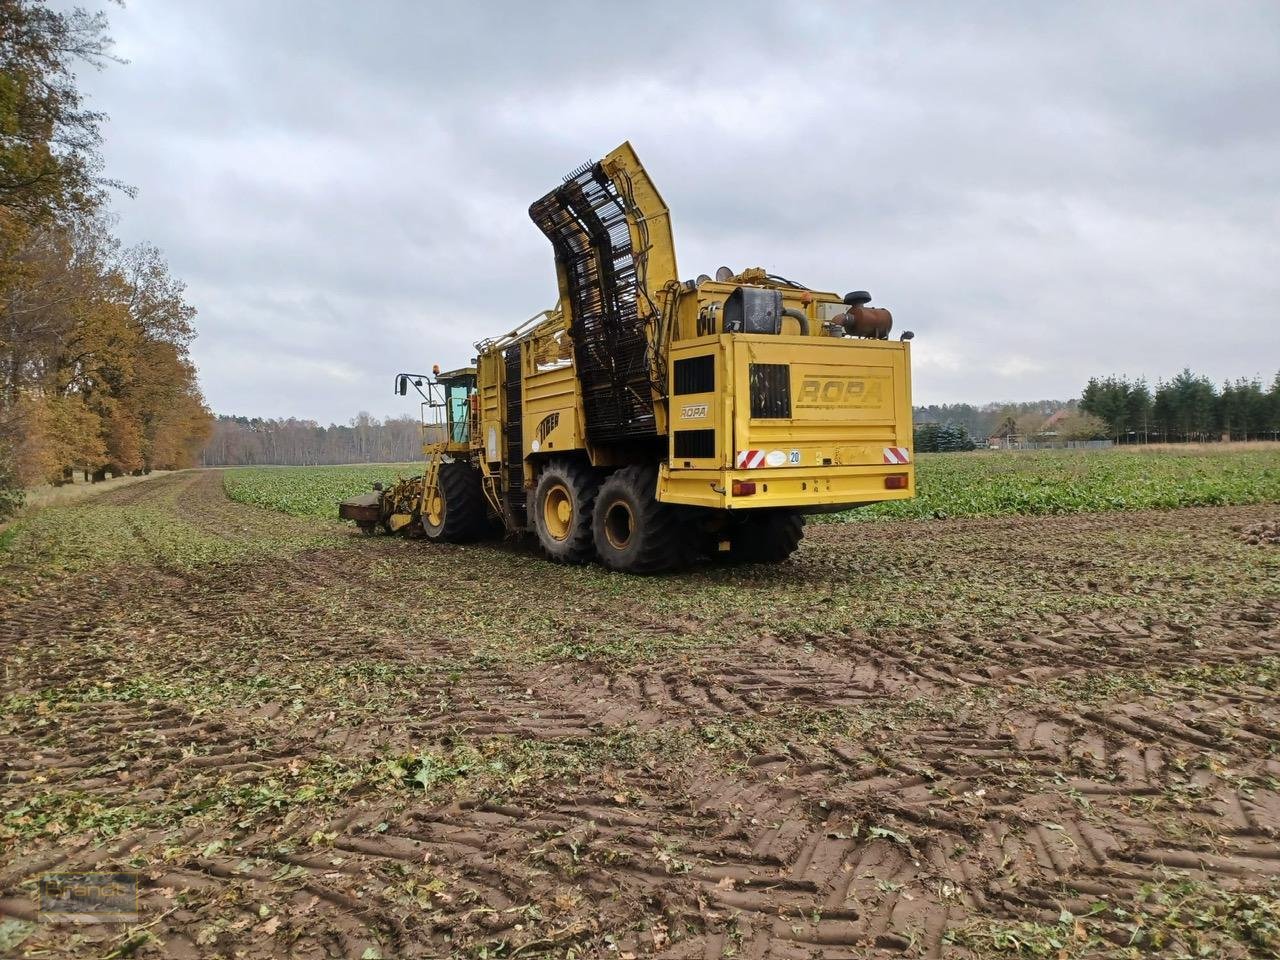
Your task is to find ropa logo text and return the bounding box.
[796,377,884,407]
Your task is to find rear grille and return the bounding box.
[749,363,791,419]
[529,162,656,444]
[674,429,716,459]
[673,354,714,395]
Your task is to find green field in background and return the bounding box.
[222,463,420,518]
[837,445,1280,521]
[223,446,1280,523]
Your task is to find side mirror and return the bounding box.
[397,375,408,396]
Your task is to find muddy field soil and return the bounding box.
[1,471,1278,958]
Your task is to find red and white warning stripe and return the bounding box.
[883,446,911,464]
[735,449,766,469]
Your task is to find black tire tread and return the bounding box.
[532,458,598,563]
[424,462,489,543]
[729,510,805,563]
[593,465,692,574]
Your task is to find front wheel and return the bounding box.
[592,466,691,574]
[421,462,489,543]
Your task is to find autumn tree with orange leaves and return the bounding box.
[0,1,210,515]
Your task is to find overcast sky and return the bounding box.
[78,1,1279,424]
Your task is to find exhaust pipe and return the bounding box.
[780,307,810,336]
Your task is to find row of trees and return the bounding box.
[0,1,212,516]
[1081,370,1280,443]
[201,414,429,466]
[912,399,1073,442]
[916,370,1280,454]
[209,366,1277,468]
[913,422,977,452]
[914,401,1110,449]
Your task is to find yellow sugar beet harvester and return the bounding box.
[339,142,915,573]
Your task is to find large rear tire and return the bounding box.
[592,465,691,574]
[532,459,598,563]
[421,462,489,543]
[728,509,805,563]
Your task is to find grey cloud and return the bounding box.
[77,0,1280,423]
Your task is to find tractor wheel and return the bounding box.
[421,462,488,543]
[532,459,599,563]
[592,465,691,573]
[728,510,805,563]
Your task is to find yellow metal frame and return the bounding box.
[455,140,915,530]
[654,334,914,511]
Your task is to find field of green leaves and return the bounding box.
[223,445,1280,524]
[221,463,419,518]
[844,444,1280,521]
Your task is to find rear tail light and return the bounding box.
[731,480,757,496]
[884,474,909,490]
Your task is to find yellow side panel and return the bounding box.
[477,351,505,466]
[667,340,730,468]
[522,364,582,457]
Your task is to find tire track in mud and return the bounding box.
[504,540,1280,953]
[544,595,1280,738]
[2,473,1279,957]
[2,474,599,742]
[177,673,1277,958]
[0,473,609,956]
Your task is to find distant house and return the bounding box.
[992,410,1072,448]
[1040,409,1071,435]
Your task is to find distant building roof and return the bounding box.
[1042,408,1072,429]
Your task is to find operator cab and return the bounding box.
[436,368,476,444]
[395,367,476,450]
